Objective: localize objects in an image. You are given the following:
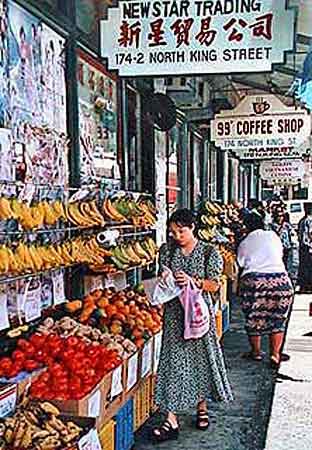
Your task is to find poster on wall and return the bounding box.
[77,52,119,184]
[101,0,295,76]
[211,95,312,154]
[6,1,68,185]
[0,0,9,127]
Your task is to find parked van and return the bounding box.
[285,200,306,226]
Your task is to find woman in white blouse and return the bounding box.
[237,213,294,367]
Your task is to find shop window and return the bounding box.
[77,51,119,185]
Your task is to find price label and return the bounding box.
[78,429,101,450]
[52,269,66,305]
[112,272,127,291]
[127,352,138,391]
[110,365,123,399]
[0,291,9,331]
[153,332,163,374]
[91,276,104,292]
[88,389,101,418]
[24,281,41,322]
[0,385,17,418]
[18,184,36,204]
[141,339,153,377]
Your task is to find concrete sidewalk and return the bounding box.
[265,294,312,450]
[134,297,277,450]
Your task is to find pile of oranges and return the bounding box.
[68,286,163,349]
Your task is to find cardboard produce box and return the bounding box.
[52,371,112,430]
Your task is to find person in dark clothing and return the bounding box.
[298,202,312,293]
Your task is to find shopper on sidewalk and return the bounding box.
[298,202,312,293]
[237,213,294,367]
[153,209,233,443]
[271,209,298,287]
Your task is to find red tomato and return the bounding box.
[24,344,36,358]
[0,358,13,375]
[24,359,39,372]
[66,336,79,348]
[17,338,30,350]
[12,350,26,363]
[29,334,46,348]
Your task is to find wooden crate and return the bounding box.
[99,420,115,450]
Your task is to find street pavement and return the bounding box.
[265,294,312,450]
[134,294,278,450]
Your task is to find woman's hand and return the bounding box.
[174,271,190,287]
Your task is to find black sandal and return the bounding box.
[152,420,179,442]
[242,351,265,362]
[270,355,280,369]
[196,409,210,430]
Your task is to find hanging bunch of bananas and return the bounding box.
[109,237,158,271]
[102,195,157,228]
[0,236,112,276]
[65,200,105,228]
[204,201,224,215]
[0,197,66,230]
[0,196,106,230]
[219,244,236,264]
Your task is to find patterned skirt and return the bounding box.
[155,294,233,412]
[240,272,294,336]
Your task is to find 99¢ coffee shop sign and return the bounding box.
[211,94,312,159]
[100,0,294,76]
[259,159,306,185]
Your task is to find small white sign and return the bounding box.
[97,229,120,246]
[212,95,311,152]
[127,352,138,391]
[91,276,104,292]
[141,339,153,377]
[0,291,10,331]
[153,332,163,374]
[260,159,305,183]
[78,429,102,450]
[52,269,66,305]
[88,389,101,418]
[111,365,123,399]
[0,385,17,418]
[24,281,41,323]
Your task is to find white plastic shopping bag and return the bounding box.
[143,267,182,306]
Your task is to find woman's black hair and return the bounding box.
[243,212,265,232]
[168,208,196,228]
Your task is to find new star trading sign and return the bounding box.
[100,0,294,76]
[211,94,312,158]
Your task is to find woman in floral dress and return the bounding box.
[153,209,233,442]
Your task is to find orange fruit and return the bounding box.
[106,304,117,317]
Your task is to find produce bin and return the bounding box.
[115,399,134,450]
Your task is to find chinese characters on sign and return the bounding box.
[101,0,295,76]
[211,95,312,157]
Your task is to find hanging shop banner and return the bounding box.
[260,159,305,185]
[77,51,119,184]
[233,144,312,160]
[211,94,312,153]
[100,0,294,76]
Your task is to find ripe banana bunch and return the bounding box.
[66,201,105,228]
[198,229,214,242]
[102,197,127,222]
[0,197,17,220]
[110,237,158,271]
[205,201,223,215]
[201,215,220,227]
[102,196,157,228]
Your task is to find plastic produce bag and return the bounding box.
[143,267,182,306]
[180,279,210,339]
